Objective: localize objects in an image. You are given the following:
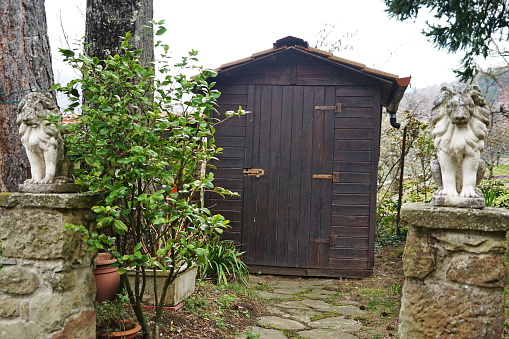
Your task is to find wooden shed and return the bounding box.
[206,36,410,278]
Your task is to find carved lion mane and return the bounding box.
[430,84,490,198]
[17,91,69,184]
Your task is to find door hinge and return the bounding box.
[314,103,341,113]
[312,172,340,182]
[243,168,265,178]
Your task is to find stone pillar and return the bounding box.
[0,193,97,339]
[398,203,509,339]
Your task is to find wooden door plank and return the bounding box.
[369,85,383,270]
[319,86,335,268]
[309,86,325,268]
[253,85,273,265]
[266,85,283,266]
[244,85,256,168]
[276,86,293,267]
[298,86,314,268]
[242,85,261,264]
[287,86,304,267]
[331,226,370,237]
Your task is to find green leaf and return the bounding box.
[113,219,128,233]
[60,49,75,57]
[155,26,167,36]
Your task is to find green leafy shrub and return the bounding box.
[376,198,398,235]
[480,179,508,207]
[55,22,246,338]
[199,239,250,285]
[96,294,136,334]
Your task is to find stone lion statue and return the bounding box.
[430,84,490,207]
[17,91,72,185]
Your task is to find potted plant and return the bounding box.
[96,295,141,339]
[56,22,246,339]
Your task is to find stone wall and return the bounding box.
[0,192,97,339]
[399,203,509,339]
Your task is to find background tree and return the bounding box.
[0,0,55,192]
[383,0,509,80]
[85,0,154,65]
[311,23,356,53]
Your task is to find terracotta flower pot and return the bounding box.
[97,320,142,339]
[94,253,121,302]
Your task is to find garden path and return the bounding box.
[235,277,365,339]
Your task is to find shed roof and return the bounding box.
[214,36,411,122]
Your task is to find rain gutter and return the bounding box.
[386,77,411,129]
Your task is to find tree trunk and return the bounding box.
[85,0,154,66]
[0,0,55,192]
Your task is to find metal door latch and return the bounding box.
[243,168,265,177]
[314,103,341,113]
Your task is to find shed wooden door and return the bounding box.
[243,85,335,269]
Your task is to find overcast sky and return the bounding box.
[45,0,491,91]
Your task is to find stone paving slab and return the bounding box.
[236,326,287,339]
[299,299,333,309]
[298,328,359,339]
[265,306,286,316]
[256,291,291,299]
[257,316,306,330]
[283,308,322,318]
[275,300,312,310]
[308,317,363,331]
[322,305,362,315]
[272,287,307,295]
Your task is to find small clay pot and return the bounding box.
[97,320,142,339]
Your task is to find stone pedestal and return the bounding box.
[0,193,97,339]
[399,203,509,339]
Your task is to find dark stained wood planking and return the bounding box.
[287,86,304,268]
[332,194,371,205]
[332,205,371,216]
[330,237,369,249]
[334,150,372,162]
[334,140,372,151]
[331,226,370,237]
[276,86,293,267]
[333,161,372,172]
[335,117,374,129]
[335,128,374,139]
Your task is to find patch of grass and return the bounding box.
[282,330,306,338]
[294,288,314,296]
[184,294,209,315]
[309,311,341,321]
[245,329,260,339]
[323,293,345,304]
